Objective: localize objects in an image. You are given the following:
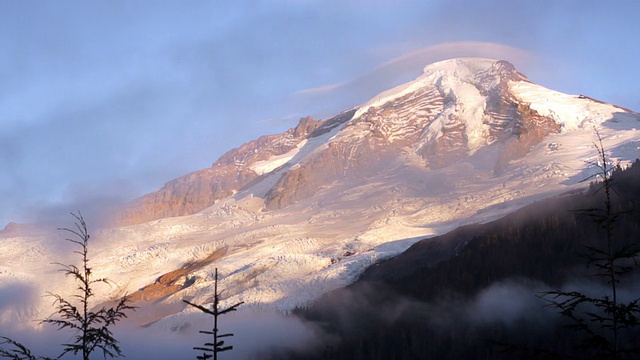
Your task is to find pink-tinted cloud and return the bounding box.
[294,41,536,97]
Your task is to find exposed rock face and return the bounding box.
[114,114,347,226]
[474,60,561,173]
[115,58,614,225]
[494,103,562,174]
[293,115,320,137]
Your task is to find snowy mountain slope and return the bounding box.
[1,58,639,332]
[114,111,355,226]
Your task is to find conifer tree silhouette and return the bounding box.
[0,212,135,360]
[183,268,243,360]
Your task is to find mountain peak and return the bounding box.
[419,58,529,85]
[420,58,525,79]
[354,58,524,120]
[115,58,639,225]
[422,57,495,74]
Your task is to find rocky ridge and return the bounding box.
[114,113,353,225]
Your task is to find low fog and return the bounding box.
[105,309,328,360]
[1,274,639,358]
[0,281,40,327]
[0,303,330,360]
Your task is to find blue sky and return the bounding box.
[1,1,639,226]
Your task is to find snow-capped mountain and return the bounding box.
[2,58,639,330]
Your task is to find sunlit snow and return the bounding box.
[1,59,639,343]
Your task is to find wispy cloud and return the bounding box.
[293,41,536,98]
[293,80,351,96]
[379,41,535,71]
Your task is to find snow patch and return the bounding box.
[248,140,306,176]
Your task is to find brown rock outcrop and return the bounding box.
[127,247,227,303]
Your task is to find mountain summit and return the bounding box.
[115,58,636,226]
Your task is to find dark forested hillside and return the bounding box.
[282,159,640,360]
